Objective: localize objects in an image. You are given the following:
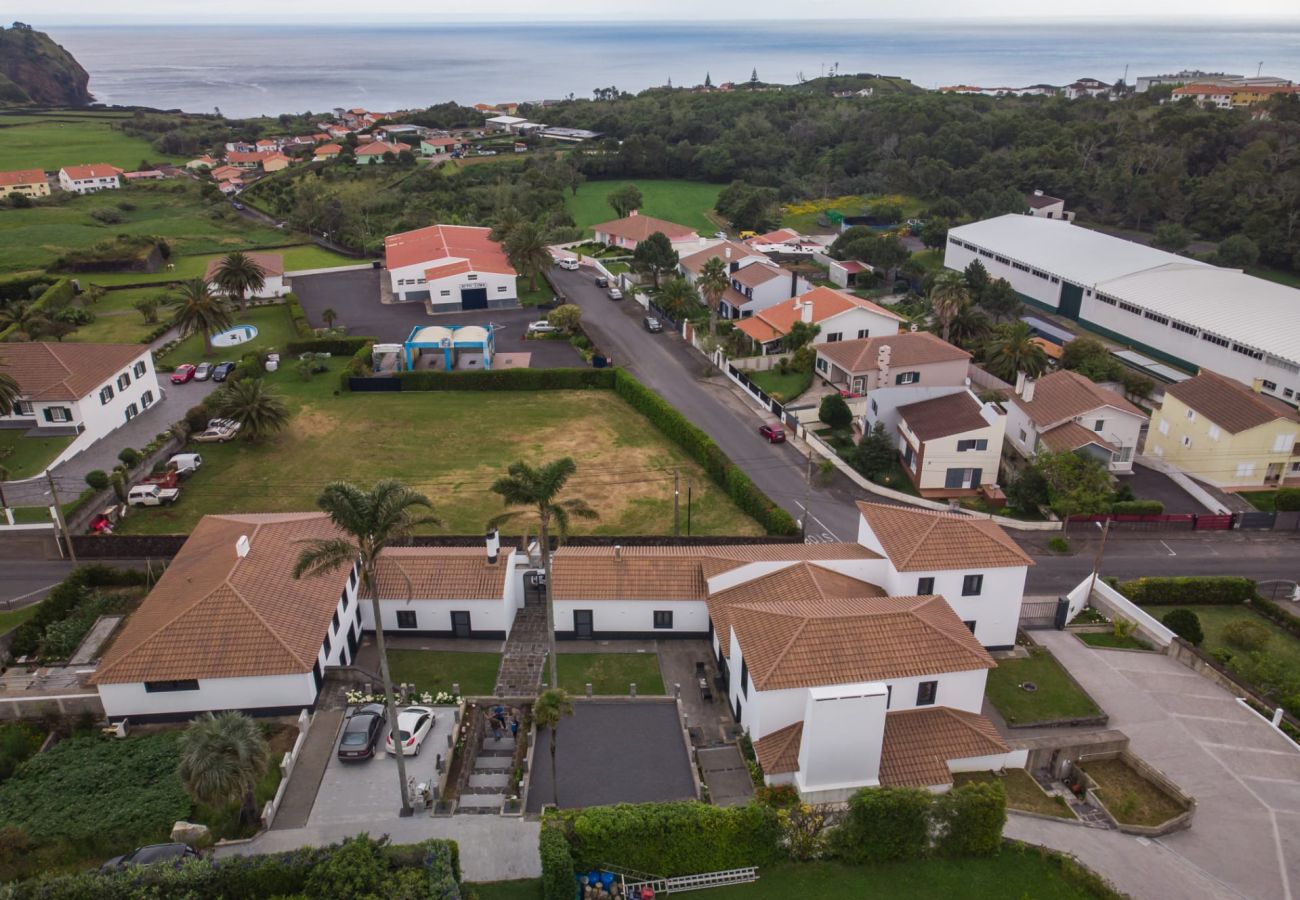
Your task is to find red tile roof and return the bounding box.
[816,331,970,373]
[897,391,990,441]
[731,262,784,288]
[356,140,406,157]
[60,164,121,180]
[753,722,802,774]
[385,224,516,277]
[0,168,46,187]
[1162,369,1300,434]
[0,341,148,402]
[855,501,1034,571]
[679,241,760,274]
[1010,369,1143,428]
[593,213,698,244]
[736,286,903,344]
[226,151,272,164]
[204,252,284,282]
[314,143,342,156]
[879,708,1009,787]
[750,228,802,244]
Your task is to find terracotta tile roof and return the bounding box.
[753,721,802,774]
[0,168,46,187]
[1026,192,1063,209]
[356,140,406,157]
[211,165,242,180]
[897,391,990,441]
[1038,420,1116,454]
[377,547,511,600]
[314,143,342,156]
[750,228,802,244]
[878,707,1008,787]
[735,317,781,343]
[61,164,121,180]
[739,287,905,345]
[592,213,698,243]
[1011,369,1142,428]
[204,252,284,282]
[385,224,515,277]
[1162,369,1300,434]
[92,514,350,684]
[816,332,970,374]
[731,262,784,288]
[226,151,273,165]
[729,596,995,691]
[855,502,1033,571]
[679,241,760,274]
[423,136,459,147]
[709,562,886,658]
[0,342,148,402]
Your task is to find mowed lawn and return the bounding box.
[157,303,301,365]
[1144,604,1300,673]
[83,244,362,289]
[386,650,501,697]
[567,179,723,235]
[556,652,665,695]
[985,647,1102,726]
[0,114,175,170]
[0,429,74,480]
[64,287,171,344]
[116,365,763,537]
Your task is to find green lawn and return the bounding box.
[115,364,762,537]
[567,179,724,235]
[0,429,74,479]
[82,243,360,289]
[1076,632,1153,651]
[747,369,812,403]
[556,652,665,695]
[1079,757,1188,827]
[517,275,554,307]
[63,287,168,344]
[986,647,1103,726]
[468,880,543,900]
[157,303,300,365]
[1144,604,1300,674]
[1239,490,1277,512]
[0,604,41,636]
[953,769,1075,819]
[386,650,502,697]
[0,114,180,170]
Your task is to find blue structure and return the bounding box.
[403,324,496,371]
[1021,315,1075,347]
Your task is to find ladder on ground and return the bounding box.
[599,863,759,894]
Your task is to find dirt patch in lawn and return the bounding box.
[1080,757,1188,828]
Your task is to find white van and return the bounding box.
[557,257,580,271]
[168,453,202,477]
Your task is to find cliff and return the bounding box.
[0,23,92,107]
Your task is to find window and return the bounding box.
[1114,446,1133,463]
[895,371,919,385]
[13,400,32,416]
[1208,423,1220,441]
[1050,276,1060,284]
[886,685,893,709]
[1182,435,1193,448]
[857,329,870,339]
[978,249,993,258]
[1185,409,1196,422]
[1154,445,1164,458]
[1172,320,1198,335]
[1232,344,1263,360]
[1119,301,1143,315]
[816,358,829,373]
[651,610,675,630]
[740,660,750,698]
[1236,462,1256,477]
[99,385,114,404]
[957,439,988,452]
[825,332,842,343]
[1288,389,1296,399]
[141,390,154,409]
[44,407,71,423]
[1158,419,1169,436]
[396,610,417,629]
[1018,428,1027,442]
[1263,380,1278,391]
[145,679,199,693]
[963,620,977,633]
[124,403,139,422]
[917,577,934,595]
[870,399,878,414]
[322,633,333,658]
[916,681,938,706]
[466,274,478,281]
[340,588,350,611]
[133,361,147,378]
[1202,332,1230,348]
[962,574,983,596]
[1144,311,1169,325]
[1273,433,1295,453]
[1093,419,1105,433]
[497,285,508,292]
[1032,269,1048,280]
[994,255,1010,265]
[440,290,451,296]
[118,373,132,390]
[331,609,340,633]
[349,567,358,589]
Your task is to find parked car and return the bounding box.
[337,703,387,761]
[557,257,579,271]
[231,201,245,211]
[594,275,609,288]
[528,321,559,334]
[170,364,196,384]
[191,420,239,443]
[211,362,236,382]
[193,362,213,381]
[714,230,727,239]
[385,706,435,756]
[127,483,179,507]
[168,453,202,477]
[101,843,201,872]
[606,287,623,301]
[758,423,786,443]
[643,316,663,333]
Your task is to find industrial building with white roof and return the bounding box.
[945,215,1300,405]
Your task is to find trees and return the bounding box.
[210,379,290,442]
[655,277,699,320]
[1153,223,1192,252]
[927,270,969,343]
[1034,451,1114,525]
[546,303,582,333]
[606,183,643,218]
[534,688,574,809]
[852,421,897,480]
[504,222,552,293]
[177,711,270,826]
[781,320,820,353]
[321,307,339,330]
[696,256,729,339]
[963,259,989,298]
[0,301,48,340]
[818,393,852,429]
[293,480,442,817]
[1215,234,1260,268]
[169,278,233,357]
[1060,336,1120,381]
[0,359,18,416]
[946,305,991,350]
[1004,465,1050,514]
[982,321,1048,382]
[133,296,161,324]
[977,278,1022,323]
[211,252,267,314]
[1161,609,1203,646]
[716,181,780,233]
[490,458,597,689]
[631,232,679,288]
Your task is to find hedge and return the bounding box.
[539,824,576,900]
[1110,499,1163,515]
[0,278,74,342]
[832,787,932,863]
[0,274,52,304]
[1117,576,1255,606]
[397,368,615,391]
[286,336,378,355]
[1275,487,1300,512]
[9,565,147,660]
[285,291,312,338]
[930,782,1006,858]
[1251,596,1300,642]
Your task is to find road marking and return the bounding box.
[794,502,840,543]
[1160,540,1177,556]
[3,582,61,607]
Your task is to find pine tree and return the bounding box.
[704,72,713,89]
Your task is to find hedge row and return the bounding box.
[9,565,147,659]
[1117,576,1256,606]
[1251,596,1300,642]
[285,292,312,338]
[834,783,1006,862]
[0,278,74,342]
[540,825,576,900]
[397,368,615,391]
[0,273,53,304]
[286,336,378,355]
[1110,500,1164,515]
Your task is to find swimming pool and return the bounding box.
[211,325,259,347]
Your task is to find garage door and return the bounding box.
[461,287,488,310]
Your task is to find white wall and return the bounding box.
[98,672,317,719]
[796,684,887,796]
[58,172,120,194]
[319,574,362,668]
[389,263,515,305]
[554,599,711,637]
[885,566,1026,650]
[208,274,287,299]
[28,350,164,447]
[898,404,1005,492]
[863,385,967,437]
[1005,397,1143,473]
[943,237,1063,310]
[815,307,903,345]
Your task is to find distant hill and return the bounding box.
[0,22,92,107]
[791,73,921,95]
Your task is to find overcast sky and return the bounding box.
[14,2,1300,23]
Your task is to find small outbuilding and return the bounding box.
[404,324,496,371]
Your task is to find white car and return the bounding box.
[606,287,623,300]
[557,257,579,271]
[528,321,559,334]
[385,706,435,756]
[127,484,179,507]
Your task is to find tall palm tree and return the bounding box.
[697,256,729,339]
[0,301,49,341]
[655,276,698,320]
[927,270,970,344]
[533,688,574,809]
[169,278,233,357]
[321,307,339,330]
[947,305,992,351]
[504,222,553,293]
[983,321,1049,383]
[489,458,597,690]
[210,378,291,442]
[211,252,267,314]
[177,711,270,826]
[293,480,442,817]
[0,359,19,416]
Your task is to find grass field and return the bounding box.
[157,303,300,365]
[1144,604,1300,674]
[1079,757,1188,827]
[386,650,501,697]
[63,287,168,344]
[953,769,1075,819]
[0,605,40,637]
[567,180,724,235]
[556,652,665,695]
[1239,490,1278,511]
[81,244,361,289]
[747,369,813,403]
[986,647,1103,726]
[0,430,74,480]
[0,114,179,170]
[115,363,762,537]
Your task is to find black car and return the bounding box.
[595,276,609,288]
[101,843,200,872]
[211,362,236,382]
[337,703,387,761]
[643,316,663,333]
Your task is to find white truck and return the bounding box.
[168,453,202,477]
[127,484,179,507]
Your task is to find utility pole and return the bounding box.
[46,472,76,563]
[686,480,692,536]
[1086,518,1111,600]
[801,447,814,542]
[673,469,681,537]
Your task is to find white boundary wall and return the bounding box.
[1065,576,1177,647]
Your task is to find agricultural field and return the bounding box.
[0,111,173,171]
[566,179,724,235]
[116,362,763,537]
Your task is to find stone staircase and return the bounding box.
[493,594,548,697]
[458,734,516,813]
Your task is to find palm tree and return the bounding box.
[928,270,970,343]
[504,222,553,293]
[321,307,339,330]
[211,252,267,314]
[169,278,233,357]
[654,276,698,320]
[0,359,19,416]
[533,688,574,809]
[210,378,291,442]
[177,711,270,826]
[697,256,729,339]
[293,480,442,817]
[489,458,597,689]
[947,305,992,351]
[0,301,49,341]
[983,321,1049,383]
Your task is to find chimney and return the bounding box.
[614,544,622,560]
[629,209,638,217]
[235,535,251,558]
[1034,189,1044,197]
[877,344,891,384]
[790,269,798,297]
[485,528,500,564]
[1014,371,1027,395]
[1022,378,1036,403]
[724,246,731,260]
[801,300,814,324]
[1251,378,1265,394]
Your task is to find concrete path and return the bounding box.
[1029,630,1300,900]
[217,816,541,882]
[271,708,344,830]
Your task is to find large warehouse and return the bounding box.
[944,215,1300,405]
[384,224,518,311]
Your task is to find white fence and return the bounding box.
[261,708,312,829]
[1066,576,1177,647]
[285,262,376,278]
[0,691,103,721]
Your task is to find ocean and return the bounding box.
[50,20,1300,119]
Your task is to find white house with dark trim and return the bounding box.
[385,224,518,311]
[1002,369,1145,472]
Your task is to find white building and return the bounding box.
[1002,370,1145,472]
[385,224,518,311]
[895,390,1007,497]
[1135,70,1241,92]
[735,286,903,355]
[1025,190,1073,222]
[204,252,288,299]
[485,115,529,132]
[592,212,701,252]
[58,164,122,194]
[678,241,805,319]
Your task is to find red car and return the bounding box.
[758,423,786,443]
[170,364,196,384]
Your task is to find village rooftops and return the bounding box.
[203,252,284,282]
[679,240,761,274]
[896,391,989,441]
[749,227,803,244]
[1162,369,1300,434]
[593,212,698,245]
[737,286,904,343]
[385,224,516,276]
[0,342,147,402]
[816,331,970,373]
[1008,369,1141,429]
[855,501,1034,572]
[0,168,46,186]
[60,164,122,180]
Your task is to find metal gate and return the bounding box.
[1020,597,1069,630]
[1237,511,1276,530]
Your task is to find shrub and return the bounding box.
[1161,609,1204,646]
[0,726,42,785]
[930,781,1006,858]
[184,402,211,433]
[1223,619,1272,652]
[1275,488,1300,512]
[1251,596,1300,641]
[84,470,109,491]
[1112,617,1136,639]
[89,207,124,225]
[832,787,932,863]
[818,393,852,429]
[116,447,141,468]
[1048,536,1069,553]
[1111,499,1163,515]
[8,566,147,660]
[285,336,378,355]
[285,292,312,338]
[539,825,575,900]
[1118,576,1255,606]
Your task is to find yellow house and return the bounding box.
[0,168,50,198]
[1146,369,1300,489]
[261,152,293,173]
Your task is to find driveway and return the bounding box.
[1115,465,1212,514]
[1019,630,1300,900]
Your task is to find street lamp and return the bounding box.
[1087,518,1111,599]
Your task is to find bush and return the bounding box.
[116,447,142,469]
[1223,619,1272,652]
[1118,576,1255,606]
[930,782,1006,858]
[285,292,312,338]
[0,279,74,342]
[84,470,109,491]
[1161,609,1204,646]
[184,402,211,433]
[285,336,378,355]
[539,825,576,900]
[89,207,123,225]
[818,393,852,429]
[1275,488,1300,512]
[8,566,147,660]
[1251,596,1300,641]
[1048,537,1069,553]
[1111,499,1163,515]
[832,787,932,863]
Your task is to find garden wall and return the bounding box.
[260,708,311,829]
[1076,749,1195,836]
[1070,578,1176,647]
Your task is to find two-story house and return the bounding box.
[0,168,50,198]
[735,286,903,354]
[58,164,122,194]
[895,390,1007,497]
[1003,370,1144,473]
[814,332,972,395]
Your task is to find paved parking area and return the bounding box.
[1115,465,1210,514]
[697,745,755,807]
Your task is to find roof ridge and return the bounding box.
[225,576,315,671]
[93,582,225,680]
[755,616,809,691]
[912,596,994,667]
